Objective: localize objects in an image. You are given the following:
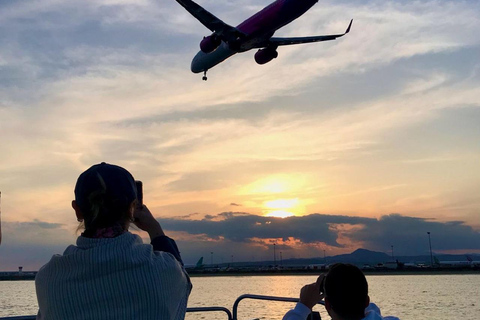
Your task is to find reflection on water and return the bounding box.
[1,275,479,320]
[187,275,323,320]
[0,280,39,317]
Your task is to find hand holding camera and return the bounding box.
[299,274,326,310]
[133,181,165,240]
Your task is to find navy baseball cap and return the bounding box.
[74,162,137,212]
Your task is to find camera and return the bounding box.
[135,181,143,206]
[319,276,326,294]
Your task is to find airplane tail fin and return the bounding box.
[433,256,440,265]
[196,257,204,268]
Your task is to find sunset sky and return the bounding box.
[1,0,479,270]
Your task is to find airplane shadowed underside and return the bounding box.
[175,0,353,80]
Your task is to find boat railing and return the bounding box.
[232,294,325,320]
[0,294,325,320]
[187,306,233,320]
[0,307,232,320]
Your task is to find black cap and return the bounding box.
[74,162,137,212]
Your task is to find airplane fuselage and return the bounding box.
[236,0,318,47]
[191,0,318,73]
[438,260,480,266]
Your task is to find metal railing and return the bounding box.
[0,294,324,320]
[0,307,233,320]
[187,306,233,320]
[232,294,324,320]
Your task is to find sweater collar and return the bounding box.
[76,232,137,249]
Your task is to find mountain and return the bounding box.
[220,249,480,268]
[329,249,391,265]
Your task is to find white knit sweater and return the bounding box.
[282,302,400,320]
[35,232,191,320]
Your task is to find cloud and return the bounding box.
[160,212,480,255]
[0,219,76,269]
[19,219,64,229]
[162,211,480,264]
[351,214,480,252]
[401,72,449,95]
[0,243,68,271]
[165,171,232,192]
[0,220,74,246]
[1,212,478,269]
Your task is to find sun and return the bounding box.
[265,210,295,218]
[264,198,299,218]
[239,175,307,217]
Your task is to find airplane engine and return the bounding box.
[254,48,278,65]
[200,35,222,53]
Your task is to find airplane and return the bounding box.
[175,0,353,80]
[433,256,480,268]
[466,255,480,267]
[185,257,205,271]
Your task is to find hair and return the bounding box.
[80,188,133,232]
[74,163,138,233]
[76,172,135,233]
[324,263,368,320]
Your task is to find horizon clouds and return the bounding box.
[1,211,479,270]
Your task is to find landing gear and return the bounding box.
[202,70,208,81]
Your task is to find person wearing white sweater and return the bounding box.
[283,263,399,320]
[35,162,192,320]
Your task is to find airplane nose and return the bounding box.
[191,51,206,73]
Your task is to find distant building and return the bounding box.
[305,264,328,270]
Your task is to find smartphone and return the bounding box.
[135,180,143,206]
[319,276,326,294]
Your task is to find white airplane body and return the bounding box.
[434,256,480,267]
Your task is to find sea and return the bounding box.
[1,274,479,320]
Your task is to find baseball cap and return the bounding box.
[74,162,137,213]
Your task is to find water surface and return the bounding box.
[1,274,479,319]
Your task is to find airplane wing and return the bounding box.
[175,0,244,40]
[267,19,353,47]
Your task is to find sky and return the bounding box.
[0,0,479,270]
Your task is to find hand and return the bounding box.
[133,205,165,239]
[299,274,326,310]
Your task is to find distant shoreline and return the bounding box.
[0,275,36,281]
[187,269,480,277]
[1,269,479,281]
